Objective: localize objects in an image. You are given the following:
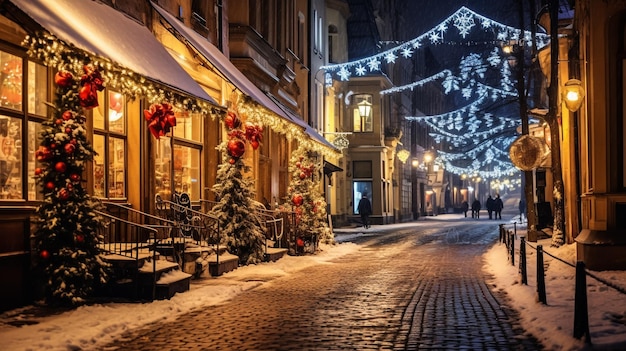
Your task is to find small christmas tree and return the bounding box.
[32,63,108,306]
[210,109,266,265]
[284,147,332,253]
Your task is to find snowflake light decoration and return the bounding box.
[453,11,475,38]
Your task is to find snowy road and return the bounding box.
[102,217,541,350]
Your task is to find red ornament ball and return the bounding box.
[229,158,236,164]
[40,250,50,260]
[54,70,74,88]
[227,139,246,158]
[34,168,42,176]
[250,140,259,150]
[58,188,69,200]
[292,194,304,207]
[45,181,55,190]
[70,173,81,182]
[65,127,72,134]
[62,110,73,120]
[296,237,305,247]
[64,143,75,154]
[75,234,85,243]
[55,161,67,173]
[70,139,77,145]
[55,119,63,125]
[299,172,306,180]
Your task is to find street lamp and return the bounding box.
[562,79,585,112]
[357,100,372,119]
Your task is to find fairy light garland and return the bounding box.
[25,32,223,117]
[321,6,549,81]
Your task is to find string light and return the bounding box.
[321,6,549,81]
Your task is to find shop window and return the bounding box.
[0,52,22,111]
[154,136,172,200]
[0,116,21,199]
[27,61,47,116]
[353,181,372,215]
[92,89,127,198]
[173,144,200,200]
[28,121,44,201]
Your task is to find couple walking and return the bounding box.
[486,194,503,220]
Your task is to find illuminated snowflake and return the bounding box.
[481,19,492,28]
[355,65,367,76]
[338,66,351,81]
[453,11,475,38]
[401,47,413,58]
[384,52,398,63]
[412,40,421,49]
[367,58,381,71]
[497,31,508,41]
[429,31,442,44]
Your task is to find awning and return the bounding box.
[323,160,343,175]
[9,0,219,106]
[151,1,337,152]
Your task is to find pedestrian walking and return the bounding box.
[461,200,469,217]
[494,194,503,219]
[519,198,526,221]
[486,195,495,219]
[471,199,481,219]
[357,194,372,229]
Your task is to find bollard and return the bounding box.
[519,237,527,285]
[499,224,504,243]
[514,222,517,237]
[509,232,515,266]
[537,245,547,304]
[573,261,591,343]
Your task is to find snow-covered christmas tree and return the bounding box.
[284,147,332,253]
[32,63,108,306]
[210,108,266,265]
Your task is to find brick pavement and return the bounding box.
[103,221,541,351]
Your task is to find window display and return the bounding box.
[0,52,22,111]
[0,116,21,199]
[173,144,200,200]
[154,136,172,200]
[28,121,43,201]
[27,61,47,116]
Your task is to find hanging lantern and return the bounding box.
[562,79,585,112]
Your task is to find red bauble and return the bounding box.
[55,161,67,173]
[299,172,306,180]
[40,250,50,260]
[227,138,246,158]
[58,188,69,200]
[64,143,75,154]
[34,168,42,176]
[55,119,63,125]
[54,71,74,88]
[65,127,72,134]
[45,181,55,190]
[229,158,236,164]
[62,110,73,120]
[296,162,301,168]
[75,234,85,243]
[70,173,81,182]
[292,194,304,207]
[250,140,259,150]
[70,139,77,145]
[224,111,241,129]
[50,143,57,149]
[296,237,305,247]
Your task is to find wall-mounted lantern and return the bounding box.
[562,79,585,112]
[357,99,372,119]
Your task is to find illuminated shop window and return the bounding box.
[0,115,21,199]
[93,89,127,198]
[0,52,22,111]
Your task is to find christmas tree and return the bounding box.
[210,109,266,265]
[284,147,332,253]
[32,63,108,306]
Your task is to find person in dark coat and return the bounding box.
[471,199,481,219]
[486,195,495,219]
[494,194,504,220]
[519,198,526,221]
[357,194,372,229]
[461,201,469,217]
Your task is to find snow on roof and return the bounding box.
[11,0,219,105]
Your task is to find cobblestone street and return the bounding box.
[104,218,541,350]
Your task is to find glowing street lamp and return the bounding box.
[357,100,372,118]
[562,79,585,112]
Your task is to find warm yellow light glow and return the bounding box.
[357,100,372,118]
[411,159,419,168]
[562,79,585,112]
